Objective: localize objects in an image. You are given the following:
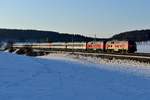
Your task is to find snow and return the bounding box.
[39,53,150,77]
[1,52,150,100]
[137,41,150,53]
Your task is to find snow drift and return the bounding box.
[0,52,150,100]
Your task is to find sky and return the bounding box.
[0,0,150,38]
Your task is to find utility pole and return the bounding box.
[94,34,97,43]
[72,34,74,53]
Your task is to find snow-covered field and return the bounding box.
[1,52,150,100]
[137,41,150,53]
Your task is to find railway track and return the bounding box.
[32,49,150,63]
[39,51,150,63]
[69,52,150,63]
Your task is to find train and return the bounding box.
[10,40,137,54]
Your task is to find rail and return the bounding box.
[27,49,150,63]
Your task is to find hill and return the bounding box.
[111,30,150,42]
[1,28,150,42]
[0,28,105,42]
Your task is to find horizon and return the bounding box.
[0,0,150,38]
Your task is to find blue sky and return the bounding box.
[0,0,150,38]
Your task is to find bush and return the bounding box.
[16,47,33,56]
[8,47,15,53]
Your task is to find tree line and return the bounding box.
[111,29,150,42]
[0,28,149,42]
[0,28,105,42]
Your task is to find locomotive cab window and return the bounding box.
[111,42,114,44]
